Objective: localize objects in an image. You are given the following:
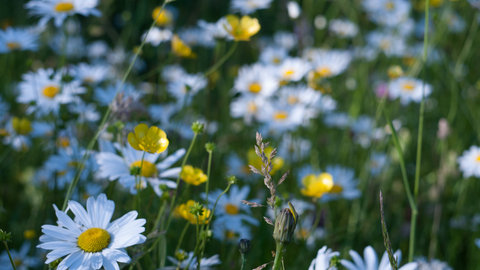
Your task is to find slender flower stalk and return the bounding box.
[2,241,17,270]
[379,191,398,270]
[61,0,173,211]
[135,151,147,211]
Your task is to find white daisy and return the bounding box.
[323,165,361,201]
[340,246,417,270]
[0,241,40,270]
[329,19,359,38]
[25,0,101,28]
[73,63,110,85]
[278,84,337,114]
[415,257,453,270]
[167,73,207,107]
[350,115,374,148]
[388,77,433,105]
[211,217,252,242]
[178,27,215,47]
[17,68,86,117]
[94,81,144,107]
[370,152,389,177]
[96,142,185,195]
[259,46,288,65]
[362,0,411,28]
[50,33,86,59]
[230,0,273,15]
[149,104,178,125]
[0,27,39,53]
[68,100,101,123]
[323,112,353,129]
[198,18,231,39]
[233,63,279,97]
[2,117,54,151]
[230,95,266,125]
[142,27,172,46]
[37,194,146,270]
[274,31,297,51]
[287,1,302,19]
[457,145,480,178]
[277,133,312,161]
[87,41,110,59]
[277,57,312,82]
[162,65,187,83]
[225,152,254,181]
[308,246,340,270]
[167,251,221,269]
[258,102,307,132]
[366,31,408,57]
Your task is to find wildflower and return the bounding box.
[94,81,143,107]
[370,152,390,177]
[25,0,101,28]
[2,117,53,151]
[277,57,312,83]
[387,65,404,79]
[73,63,111,85]
[300,173,334,198]
[171,34,196,58]
[168,251,221,269]
[167,73,207,107]
[175,200,211,224]
[198,18,231,39]
[457,146,480,178]
[323,112,353,129]
[278,133,312,162]
[273,204,298,245]
[287,1,302,19]
[224,15,261,41]
[248,147,284,175]
[96,142,184,195]
[388,77,433,105]
[68,100,101,123]
[415,257,453,270]
[24,230,36,240]
[310,49,353,79]
[233,63,279,97]
[0,27,39,54]
[142,27,172,46]
[0,242,40,270]
[37,194,146,269]
[230,95,266,125]
[329,19,359,38]
[273,31,297,51]
[308,246,340,270]
[366,31,408,57]
[230,0,273,15]
[180,165,208,185]
[178,27,216,48]
[362,0,411,28]
[128,123,169,154]
[152,6,174,26]
[340,246,417,270]
[238,239,251,255]
[259,46,288,65]
[322,165,361,201]
[17,68,86,117]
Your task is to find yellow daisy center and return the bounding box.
[68,161,79,168]
[288,96,299,105]
[57,137,70,148]
[476,155,480,162]
[57,170,67,176]
[225,203,239,215]
[83,77,95,83]
[55,2,75,12]
[249,83,262,93]
[131,160,158,178]
[273,111,289,121]
[284,69,295,77]
[24,230,36,240]
[43,85,59,98]
[0,128,9,136]
[226,230,236,239]
[380,40,390,50]
[385,1,395,10]
[247,102,257,113]
[14,259,22,266]
[402,82,416,92]
[298,228,309,239]
[7,42,21,50]
[330,184,343,194]
[317,67,332,77]
[273,57,281,64]
[77,228,111,253]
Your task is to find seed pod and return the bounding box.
[238,239,252,255]
[273,204,298,245]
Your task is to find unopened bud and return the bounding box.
[238,239,252,255]
[205,142,216,153]
[273,203,298,245]
[0,229,11,242]
[227,175,237,184]
[191,121,205,134]
[387,65,403,79]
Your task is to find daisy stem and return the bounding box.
[2,241,17,270]
[203,41,238,78]
[240,254,246,270]
[409,0,429,262]
[61,0,171,212]
[174,222,190,254]
[272,243,284,270]
[135,151,147,212]
[152,201,167,234]
[204,148,213,216]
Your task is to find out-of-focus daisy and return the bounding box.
[94,81,143,107]
[278,85,336,116]
[296,214,326,249]
[370,152,389,177]
[415,257,452,270]
[37,194,146,269]
[142,27,173,46]
[96,142,185,195]
[277,57,312,83]
[444,10,466,33]
[68,100,101,123]
[350,115,374,148]
[323,112,353,129]
[149,104,178,126]
[259,46,288,65]
[211,218,252,242]
[167,251,221,269]
[322,165,360,201]
[73,63,110,85]
[341,246,417,270]
[167,73,207,107]
[25,0,101,28]
[198,18,230,39]
[2,117,53,151]
[329,19,359,38]
[0,96,10,121]
[230,95,266,125]
[458,146,480,178]
[162,65,187,83]
[0,27,39,53]
[17,68,85,117]
[362,0,411,28]
[87,40,110,59]
[50,33,85,58]
[225,152,253,180]
[230,0,273,15]
[388,77,433,105]
[179,27,215,48]
[274,31,297,51]
[0,241,40,270]
[233,63,279,97]
[258,102,307,132]
[278,133,312,161]
[366,31,407,57]
[308,246,340,270]
[287,1,302,19]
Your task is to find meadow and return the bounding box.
[0,0,480,269]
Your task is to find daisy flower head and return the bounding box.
[310,49,353,79]
[457,146,480,178]
[277,57,312,83]
[2,117,54,151]
[300,173,334,198]
[162,64,187,83]
[230,95,266,125]
[350,115,375,148]
[142,27,172,46]
[388,77,433,105]
[17,68,85,117]
[274,31,297,51]
[167,73,207,107]
[96,141,184,195]
[25,0,101,28]
[37,194,146,270]
[329,19,359,38]
[277,133,312,162]
[225,153,253,180]
[94,81,143,107]
[0,241,40,270]
[323,112,353,129]
[211,217,252,242]
[68,100,101,123]
[362,0,411,28]
[257,101,307,132]
[178,27,215,48]
[370,152,389,177]
[50,33,86,59]
[73,63,111,85]
[224,15,261,41]
[167,251,221,269]
[415,257,453,270]
[230,0,273,15]
[340,246,417,270]
[322,165,361,201]
[308,246,340,270]
[366,31,408,57]
[198,17,231,39]
[0,27,39,54]
[233,63,279,97]
[259,46,288,65]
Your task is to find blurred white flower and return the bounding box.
[287,1,302,19]
[457,145,480,178]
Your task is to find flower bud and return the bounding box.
[205,142,216,153]
[227,175,237,184]
[238,239,251,255]
[191,121,205,134]
[273,204,298,245]
[0,229,11,242]
[387,65,403,79]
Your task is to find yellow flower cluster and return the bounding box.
[224,15,261,41]
[180,165,207,185]
[128,124,169,154]
[171,35,197,59]
[12,117,32,135]
[152,6,174,26]
[300,173,334,198]
[174,200,211,224]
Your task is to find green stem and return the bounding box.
[272,244,284,270]
[203,41,238,78]
[306,202,321,241]
[3,242,17,270]
[61,0,171,211]
[135,151,147,211]
[152,201,167,234]
[240,254,246,270]
[175,222,190,254]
